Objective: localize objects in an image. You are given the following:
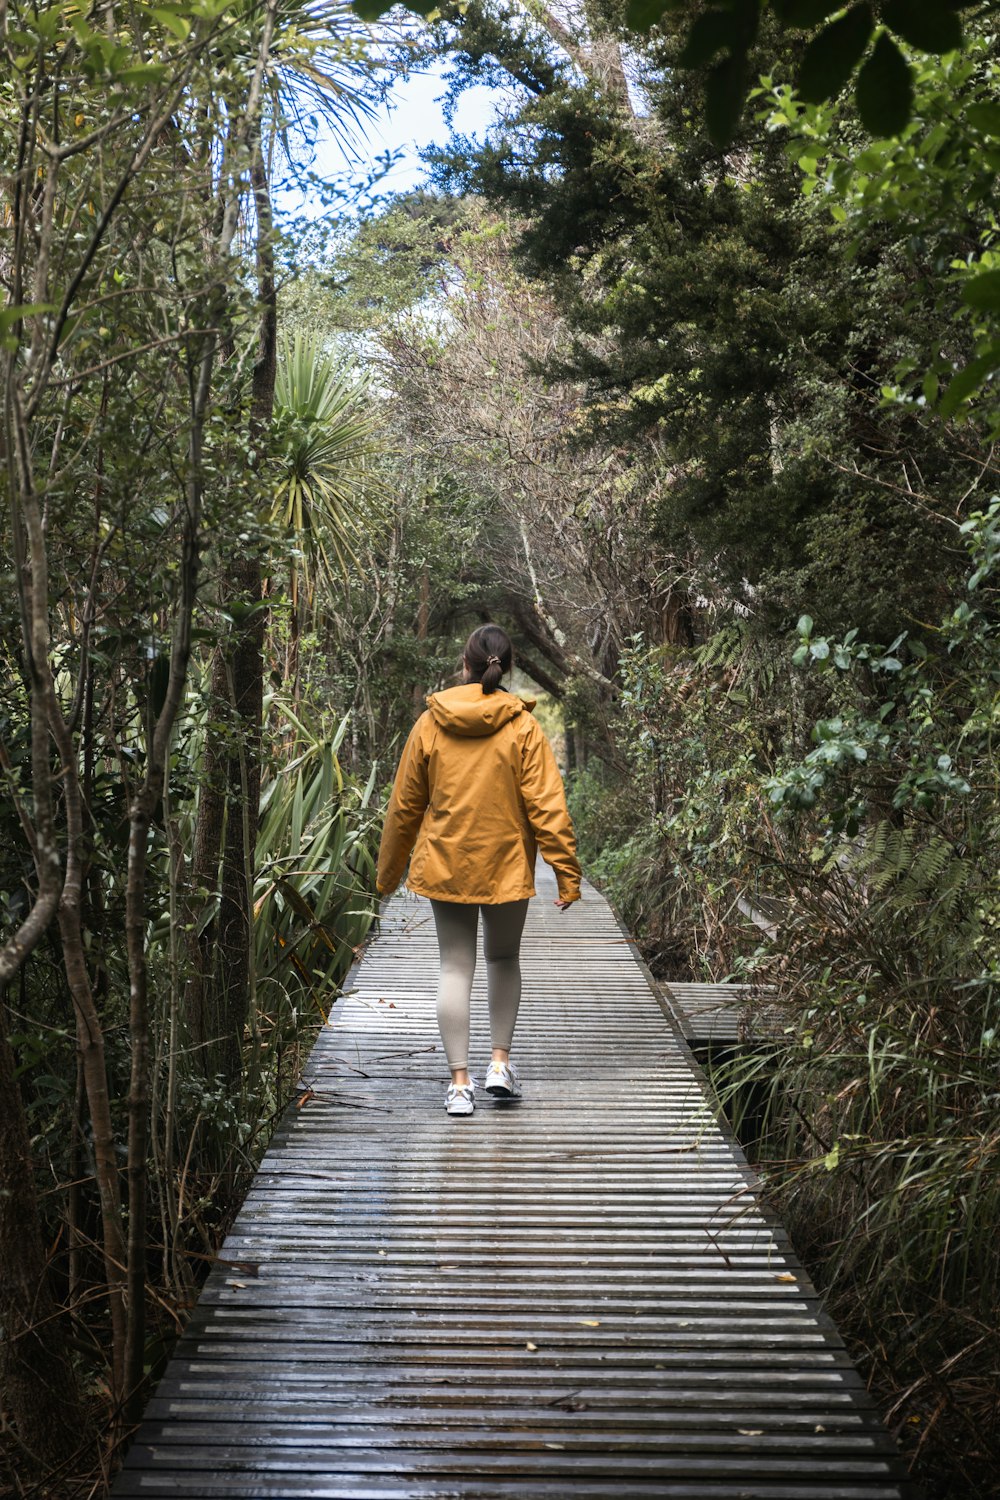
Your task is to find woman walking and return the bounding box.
[376,624,581,1115]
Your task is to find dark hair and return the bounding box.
[463,623,512,695]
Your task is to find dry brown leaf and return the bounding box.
[296,1089,315,1108]
[578,1319,600,1327]
[774,1272,797,1282]
[526,1341,538,1351]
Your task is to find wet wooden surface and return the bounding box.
[661,982,781,1045]
[115,869,912,1498]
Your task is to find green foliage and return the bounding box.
[254,702,380,1009]
[0,0,388,1469]
[761,35,1000,430]
[426,7,984,635]
[767,498,1000,829]
[271,333,384,578]
[354,0,974,143]
[577,502,1000,1490]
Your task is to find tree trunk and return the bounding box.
[0,992,93,1474]
[123,317,214,1418]
[186,651,227,1060]
[211,559,265,1092]
[13,461,129,1396]
[199,119,277,1100]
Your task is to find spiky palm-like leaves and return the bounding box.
[254,701,379,1012]
[272,331,381,580]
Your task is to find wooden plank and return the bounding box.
[113,869,914,1499]
[661,981,782,1044]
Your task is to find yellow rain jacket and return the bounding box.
[376,684,582,905]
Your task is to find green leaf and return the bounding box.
[881,0,962,55]
[705,55,748,146]
[824,1141,840,1170]
[855,31,912,137]
[152,6,192,37]
[797,614,814,636]
[116,62,169,83]
[0,302,57,350]
[967,102,1000,137]
[940,348,1000,418]
[797,3,873,105]
[961,270,1000,312]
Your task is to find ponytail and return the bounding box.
[463,623,513,695]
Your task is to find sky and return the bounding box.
[278,63,502,221]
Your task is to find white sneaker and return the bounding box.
[445,1082,475,1116]
[485,1059,521,1100]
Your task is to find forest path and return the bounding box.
[114,868,911,1499]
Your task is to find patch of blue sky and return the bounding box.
[274,61,500,223]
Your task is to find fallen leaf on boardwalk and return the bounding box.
[578,1319,600,1327]
[814,1424,826,1433]
[296,1089,315,1108]
[526,1341,538,1351]
[226,1280,247,1290]
[544,1443,565,1449]
[737,1429,763,1437]
[377,1249,388,1256]
[774,1272,797,1282]
[388,1002,396,1008]
[438,1264,458,1271]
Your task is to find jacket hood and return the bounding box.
[426,684,535,738]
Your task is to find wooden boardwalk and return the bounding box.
[662,982,780,1045]
[115,869,912,1499]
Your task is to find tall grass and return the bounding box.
[572,503,1000,1494]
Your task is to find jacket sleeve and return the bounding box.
[519,720,582,904]
[376,719,430,895]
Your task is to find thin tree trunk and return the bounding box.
[186,654,227,1060]
[182,0,279,1095]
[212,559,264,1093]
[210,120,278,1099]
[11,431,129,1395]
[123,316,215,1418]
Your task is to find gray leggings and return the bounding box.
[429,899,530,1070]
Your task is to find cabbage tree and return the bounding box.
[271,331,384,691]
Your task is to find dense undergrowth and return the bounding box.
[1,688,380,1489]
[571,502,1000,1497]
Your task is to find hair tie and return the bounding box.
[486,655,501,668]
